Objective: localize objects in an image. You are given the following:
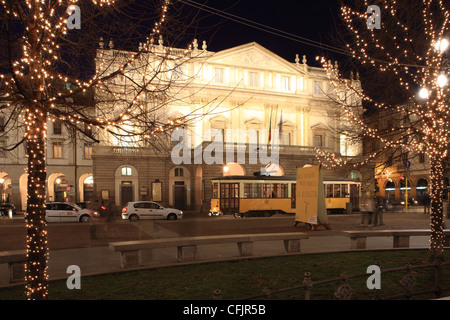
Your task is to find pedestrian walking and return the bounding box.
[423,191,431,214]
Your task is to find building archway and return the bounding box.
[223,162,245,176]
[385,180,396,201]
[114,165,139,207]
[79,174,94,204]
[47,172,68,202]
[19,173,28,210]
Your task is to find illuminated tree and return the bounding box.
[0,0,207,299]
[316,0,450,261]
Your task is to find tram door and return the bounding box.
[220,183,239,213]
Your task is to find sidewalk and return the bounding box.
[0,232,431,288]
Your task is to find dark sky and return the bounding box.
[184,0,343,66]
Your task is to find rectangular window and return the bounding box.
[314,135,323,147]
[53,121,62,135]
[326,184,333,198]
[53,142,63,159]
[121,166,132,176]
[84,143,93,160]
[341,184,349,197]
[282,76,290,91]
[212,183,218,198]
[249,72,259,87]
[334,184,341,198]
[214,68,224,84]
[0,116,4,132]
[314,81,322,94]
[244,183,252,198]
[281,132,291,145]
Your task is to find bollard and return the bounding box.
[303,272,312,300]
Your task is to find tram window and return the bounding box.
[263,184,272,198]
[326,184,333,198]
[244,183,252,198]
[334,184,341,198]
[342,184,349,197]
[272,184,279,198]
[280,184,288,198]
[212,183,218,198]
[254,184,262,198]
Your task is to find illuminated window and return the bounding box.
[249,72,259,87]
[314,81,322,94]
[314,134,323,147]
[84,143,93,160]
[53,142,63,158]
[282,76,290,91]
[174,168,184,177]
[214,68,224,84]
[121,166,132,176]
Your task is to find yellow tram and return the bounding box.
[209,175,361,217]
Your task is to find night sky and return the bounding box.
[184,0,344,66]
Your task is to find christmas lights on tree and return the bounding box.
[0,0,202,299]
[316,0,450,261]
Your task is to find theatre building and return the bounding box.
[91,40,362,213]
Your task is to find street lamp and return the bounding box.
[435,38,449,54]
[419,87,429,99]
[418,38,449,98]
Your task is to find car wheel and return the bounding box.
[80,215,91,223]
[167,213,177,220]
[129,214,139,222]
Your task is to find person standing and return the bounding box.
[423,191,431,214]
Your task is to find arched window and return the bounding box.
[174,168,184,177]
[121,166,132,176]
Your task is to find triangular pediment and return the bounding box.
[311,122,328,130]
[208,42,302,74]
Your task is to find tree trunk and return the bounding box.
[429,156,446,262]
[25,110,48,300]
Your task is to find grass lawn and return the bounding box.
[1,249,449,300]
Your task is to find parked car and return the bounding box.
[121,201,183,221]
[45,202,99,223]
[0,203,16,217]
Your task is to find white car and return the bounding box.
[121,201,183,221]
[45,202,99,223]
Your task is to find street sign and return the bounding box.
[65,185,72,192]
[405,160,411,168]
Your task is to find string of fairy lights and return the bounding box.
[316,0,449,259]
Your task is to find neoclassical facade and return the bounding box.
[91,40,363,213]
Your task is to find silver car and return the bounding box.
[121,201,183,221]
[45,202,99,223]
